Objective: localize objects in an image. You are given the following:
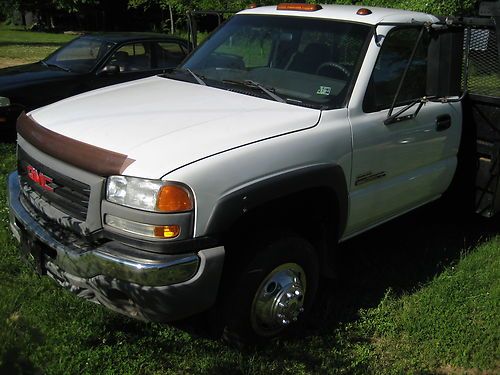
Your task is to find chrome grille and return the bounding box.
[17,147,91,221]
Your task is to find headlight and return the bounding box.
[106,175,193,212]
[0,97,11,108]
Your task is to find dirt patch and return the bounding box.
[0,57,33,69]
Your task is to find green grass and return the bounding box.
[0,23,76,63]
[1,142,499,374]
[366,242,500,373]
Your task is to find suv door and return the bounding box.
[345,27,462,237]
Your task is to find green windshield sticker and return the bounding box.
[317,86,332,95]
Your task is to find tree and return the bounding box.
[52,0,99,13]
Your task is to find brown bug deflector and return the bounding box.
[16,112,135,176]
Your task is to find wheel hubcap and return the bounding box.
[251,263,306,336]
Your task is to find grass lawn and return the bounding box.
[0,24,499,375]
[0,23,76,68]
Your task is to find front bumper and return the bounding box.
[7,171,225,321]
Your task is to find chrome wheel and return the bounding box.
[250,263,307,336]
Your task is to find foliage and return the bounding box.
[1,0,484,32]
[323,0,480,16]
[127,0,481,17]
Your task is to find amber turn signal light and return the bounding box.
[154,225,181,239]
[247,3,258,9]
[157,185,193,212]
[277,3,322,11]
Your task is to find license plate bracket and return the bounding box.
[20,232,46,275]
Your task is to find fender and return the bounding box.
[205,164,349,238]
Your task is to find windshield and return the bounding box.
[182,15,370,108]
[44,37,115,73]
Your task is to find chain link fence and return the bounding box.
[464,25,500,97]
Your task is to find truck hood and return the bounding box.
[29,76,320,179]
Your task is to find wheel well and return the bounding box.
[222,187,340,277]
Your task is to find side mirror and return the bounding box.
[426,29,464,98]
[98,65,120,75]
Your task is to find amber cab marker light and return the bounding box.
[276,3,322,11]
[156,185,193,212]
[357,8,372,15]
[247,3,258,9]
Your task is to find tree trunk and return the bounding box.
[169,5,174,34]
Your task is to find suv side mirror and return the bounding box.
[98,65,120,75]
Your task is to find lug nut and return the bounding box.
[282,319,290,325]
[286,292,292,298]
[294,290,301,296]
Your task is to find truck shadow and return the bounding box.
[178,198,499,340]
[314,199,500,325]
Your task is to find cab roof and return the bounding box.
[238,4,439,26]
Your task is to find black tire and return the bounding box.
[221,235,319,347]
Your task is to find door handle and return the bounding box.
[436,114,452,131]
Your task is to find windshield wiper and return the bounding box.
[165,67,206,85]
[185,68,206,86]
[222,79,285,103]
[41,60,71,72]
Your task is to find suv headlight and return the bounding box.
[106,175,193,213]
[0,97,11,108]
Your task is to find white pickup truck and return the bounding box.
[7,3,500,344]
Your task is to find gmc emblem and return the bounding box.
[27,165,54,192]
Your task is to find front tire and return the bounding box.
[222,235,319,346]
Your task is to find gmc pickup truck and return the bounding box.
[7,3,500,344]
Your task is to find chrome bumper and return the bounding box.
[7,171,225,321]
[8,172,199,287]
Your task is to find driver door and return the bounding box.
[345,27,461,237]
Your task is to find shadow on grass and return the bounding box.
[322,198,500,323]
[0,347,42,375]
[0,319,44,375]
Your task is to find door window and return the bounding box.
[107,43,151,72]
[153,42,187,68]
[363,27,430,112]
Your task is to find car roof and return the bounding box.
[239,4,439,26]
[80,32,187,43]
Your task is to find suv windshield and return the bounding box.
[44,37,115,73]
[182,15,370,108]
